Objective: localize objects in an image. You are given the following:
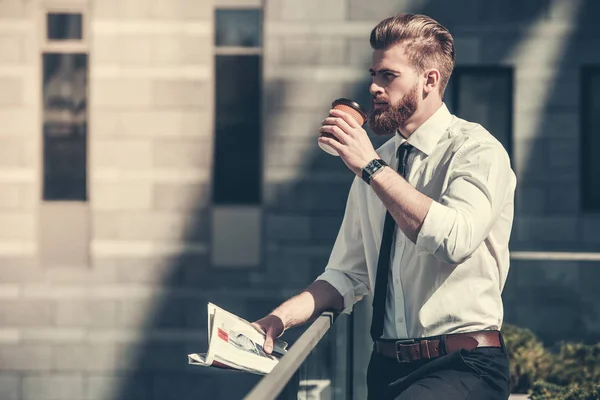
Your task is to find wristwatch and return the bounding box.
[361,159,388,184]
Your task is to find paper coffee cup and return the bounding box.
[319,98,368,156]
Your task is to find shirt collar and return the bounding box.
[394,103,453,157]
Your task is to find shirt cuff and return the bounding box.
[315,270,361,315]
[416,200,453,256]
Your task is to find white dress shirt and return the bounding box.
[316,103,517,339]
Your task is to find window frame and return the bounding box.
[581,65,600,212]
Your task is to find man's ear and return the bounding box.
[423,68,441,94]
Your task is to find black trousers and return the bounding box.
[367,338,510,400]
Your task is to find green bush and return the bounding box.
[501,324,553,393]
[501,324,600,399]
[529,381,600,400]
[547,342,600,390]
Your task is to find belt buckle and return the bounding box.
[395,339,416,363]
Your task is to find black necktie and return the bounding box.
[370,143,413,342]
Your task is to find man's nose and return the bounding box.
[369,81,383,96]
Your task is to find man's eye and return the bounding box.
[385,73,396,79]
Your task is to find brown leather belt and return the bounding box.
[375,330,502,363]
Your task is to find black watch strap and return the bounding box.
[361,159,388,184]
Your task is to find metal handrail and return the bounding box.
[243,312,336,400]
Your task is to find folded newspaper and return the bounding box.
[188,303,288,375]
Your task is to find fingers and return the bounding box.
[322,114,353,134]
[319,124,347,144]
[264,329,274,354]
[329,109,360,129]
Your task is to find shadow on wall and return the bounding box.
[113,0,600,399]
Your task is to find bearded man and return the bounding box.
[253,13,517,400]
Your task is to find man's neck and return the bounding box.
[398,99,443,139]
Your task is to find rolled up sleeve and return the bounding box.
[416,141,513,265]
[316,179,370,314]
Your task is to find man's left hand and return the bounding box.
[319,108,380,176]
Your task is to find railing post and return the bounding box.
[346,311,354,400]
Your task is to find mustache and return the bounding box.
[371,97,389,104]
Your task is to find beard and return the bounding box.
[368,83,419,136]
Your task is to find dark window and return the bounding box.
[42,53,87,201]
[215,9,262,47]
[47,13,83,40]
[448,67,514,158]
[213,9,262,205]
[582,66,600,211]
[213,55,262,204]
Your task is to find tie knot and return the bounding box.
[397,143,413,159]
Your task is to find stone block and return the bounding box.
[515,184,546,216]
[91,0,121,18]
[0,78,22,106]
[85,374,149,400]
[514,78,578,112]
[265,139,313,169]
[0,139,26,167]
[0,374,19,400]
[55,300,118,328]
[514,216,580,245]
[347,38,373,67]
[311,214,344,243]
[119,35,153,65]
[152,373,212,400]
[152,138,211,168]
[180,34,212,65]
[92,183,153,211]
[265,180,352,212]
[91,79,153,108]
[264,251,312,286]
[0,345,52,371]
[0,184,23,209]
[515,138,578,185]
[0,300,54,326]
[582,217,600,244]
[121,0,152,19]
[546,138,578,169]
[347,0,413,21]
[266,214,310,242]
[91,34,120,64]
[263,110,323,139]
[544,184,580,215]
[266,81,355,111]
[0,35,22,63]
[281,38,347,66]
[0,108,36,136]
[0,0,27,18]
[0,262,42,283]
[93,211,206,241]
[274,0,346,21]
[152,80,209,108]
[113,259,174,284]
[92,140,153,170]
[0,213,34,240]
[454,37,480,65]
[119,111,210,137]
[90,111,120,137]
[514,108,579,141]
[150,0,212,20]
[22,374,84,400]
[52,345,117,372]
[152,183,209,210]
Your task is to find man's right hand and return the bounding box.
[251,314,285,354]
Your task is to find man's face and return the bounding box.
[368,45,421,136]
